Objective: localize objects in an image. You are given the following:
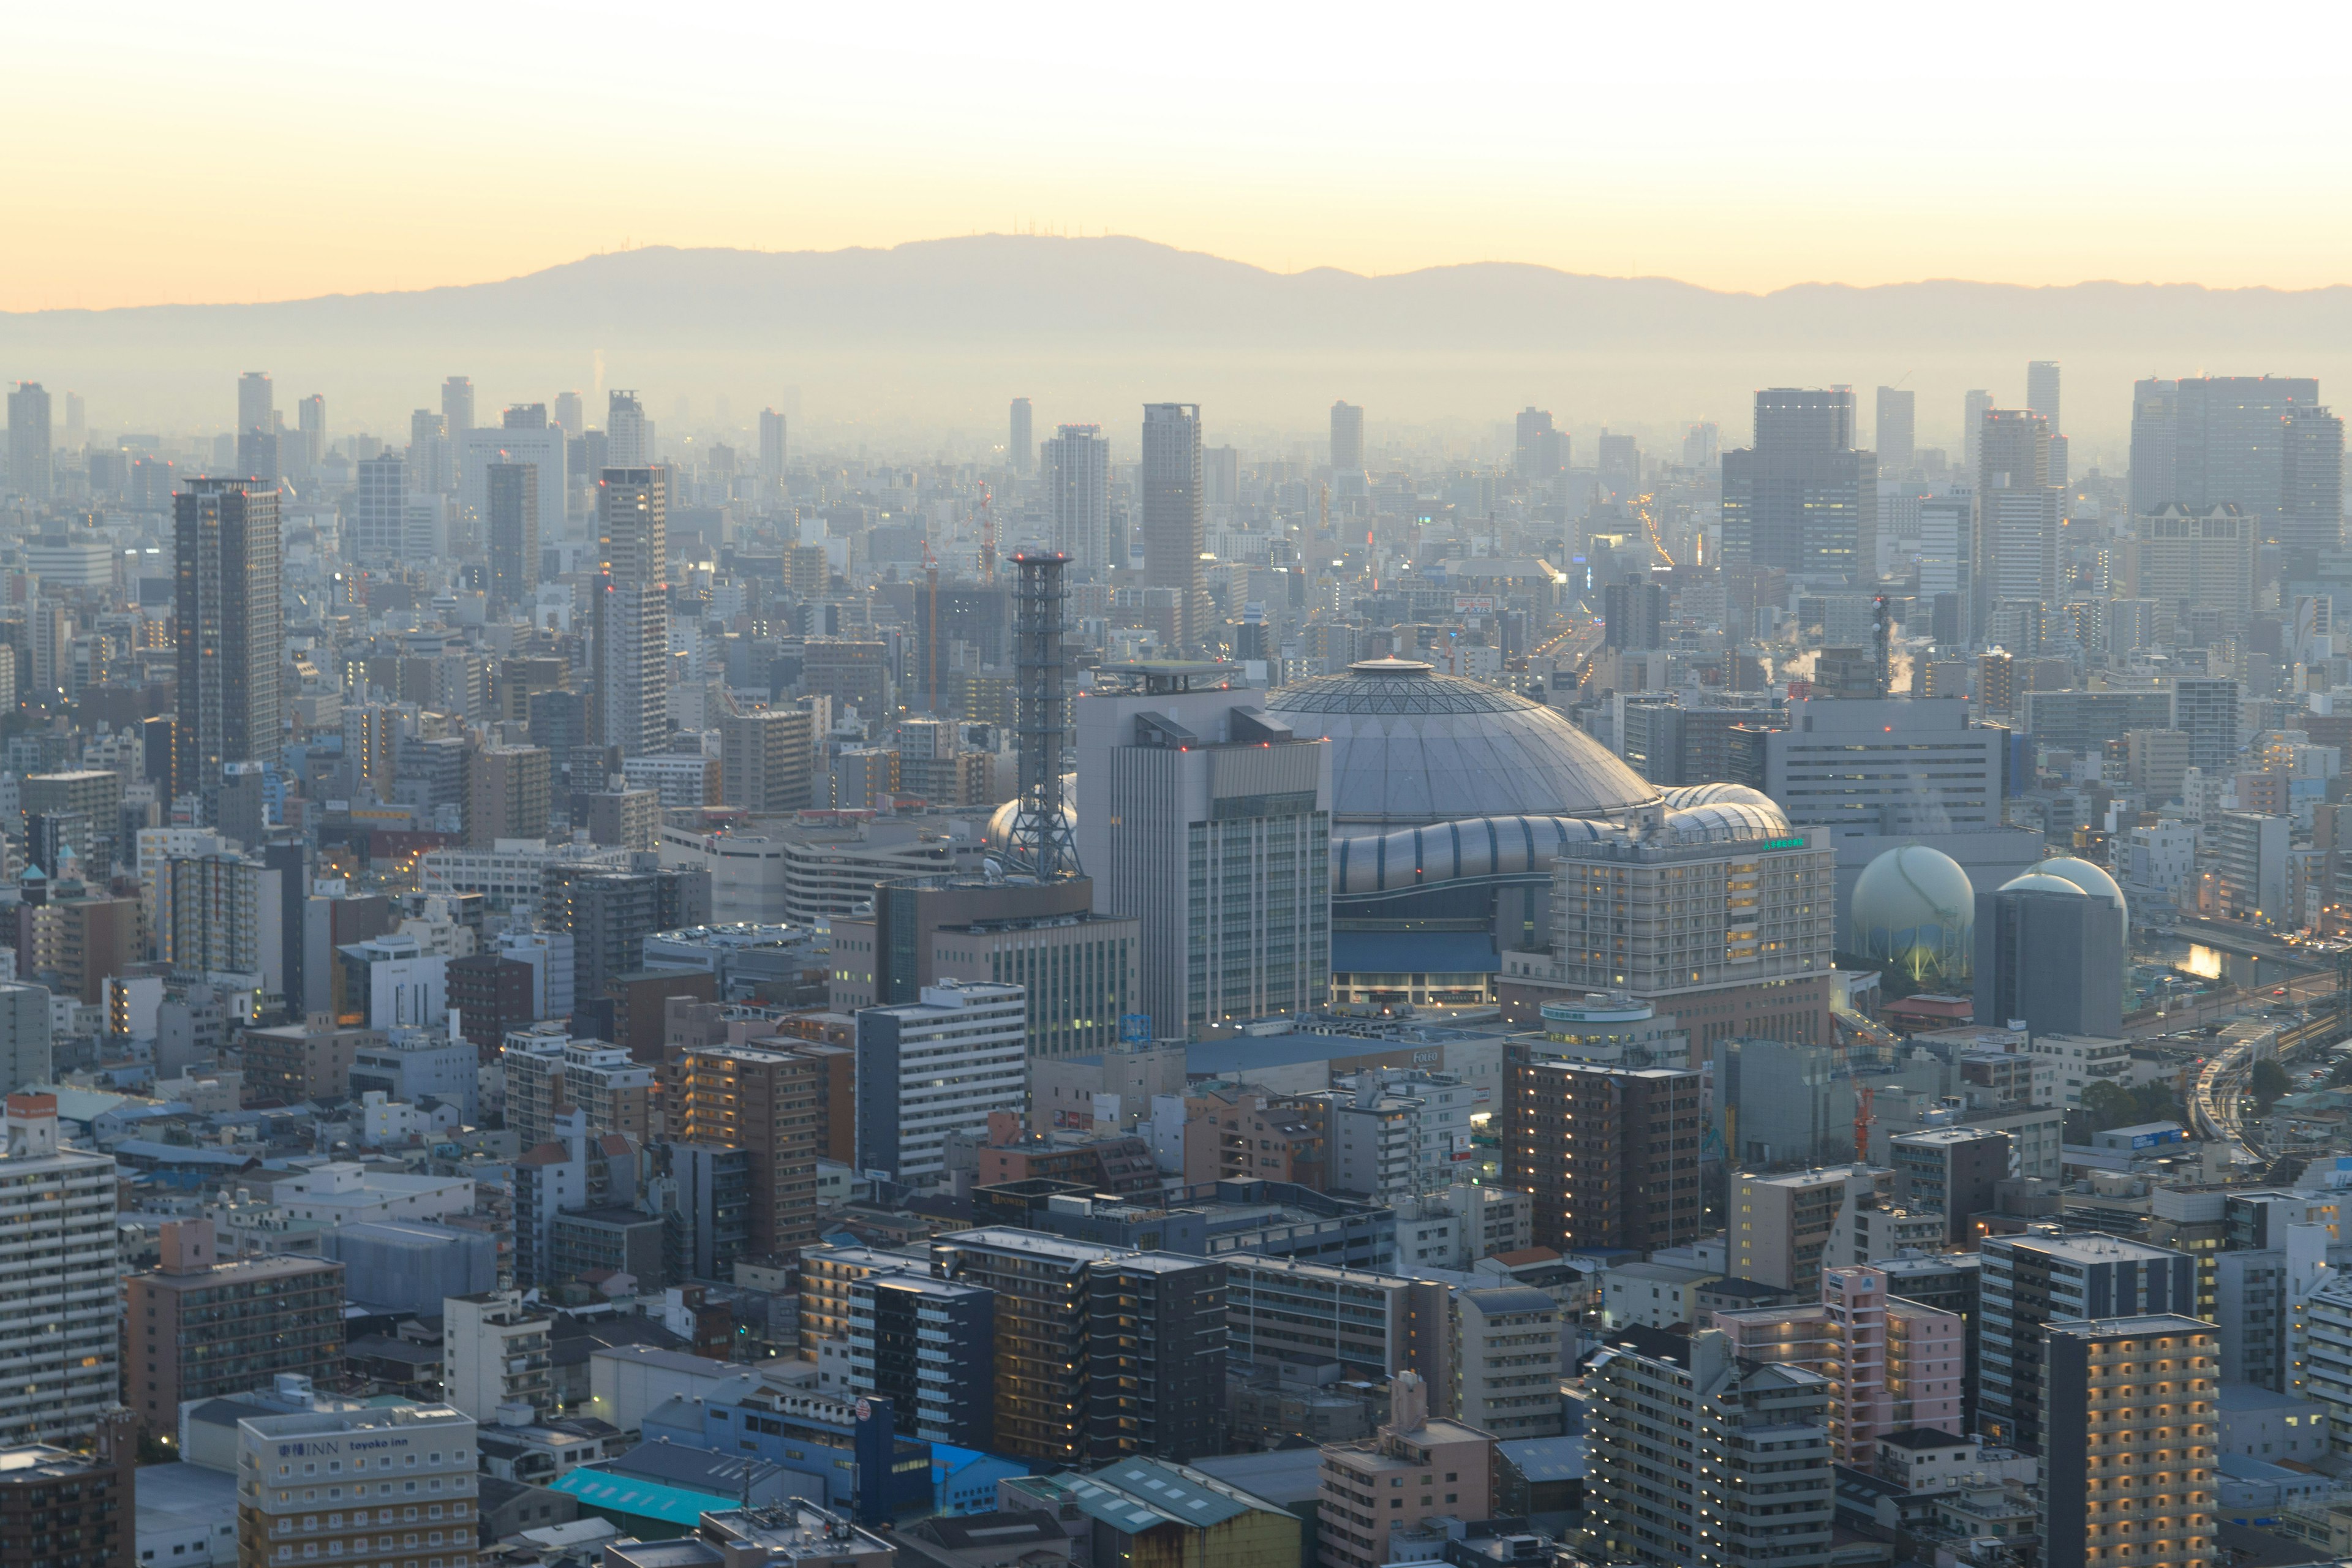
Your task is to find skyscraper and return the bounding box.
[296,393,325,473]
[1139,403,1205,649]
[6,383,50,499]
[486,461,540,616]
[352,451,405,568]
[2281,404,2346,554]
[1976,406,2054,628]
[1329,399,1363,471]
[1717,386,1877,582]
[2041,1315,2216,1568]
[2026,359,2062,431]
[1514,405,1565,481]
[236,371,273,438]
[759,407,787,481]
[1008,396,1032,474]
[596,467,669,756]
[606,390,649,466]
[553,390,584,438]
[2132,373,2325,545]
[1961,388,1992,469]
[409,407,447,492]
[1042,424,1110,575]
[173,477,283,800]
[1874,386,1914,473]
[442,375,475,440]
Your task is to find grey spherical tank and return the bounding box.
[1262,658,1660,830]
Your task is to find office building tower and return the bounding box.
[1008,396,1032,474]
[1139,403,1205,649]
[664,1042,820,1257]
[1979,1229,2195,1451]
[502,402,546,430]
[486,462,540,615]
[596,467,668,756]
[296,393,325,472]
[718,706,815,812]
[1985,483,2061,607]
[853,980,1027,1184]
[462,745,551,846]
[1763,696,2007,835]
[2042,1316,2216,1568]
[2128,502,2258,633]
[932,1228,1227,1466]
[442,374,474,440]
[1681,421,1719,469]
[1330,399,1363,471]
[1504,1052,1702,1253]
[1874,386,1914,473]
[1916,491,1975,636]
[1514,406,1566,481]
[1076,665,1331,1034]
[173,477,282,799]
[352,451,405,567]
[1975,883,2123,1036]
[1204,443,1240,508]
[1961,388,1992,469]
[845,1272,995,1450]
[236,370,273,438]
[407,407,447,492]
[1043,424,1111,575]
[553,390,584,437]
[2281,404,2345,554]
[2026,359,2062,432]
[759,407,787,481]
[0,1095,117,1445]
[1719,387,1877,581]
[1596,430,1642,496]
[234,1400,478,1568]
[6,383,50,499]
[606,389,649,466]
[121,1219,342,1434]
[2130,377,2180,516]
[1587,1324,1834,1568]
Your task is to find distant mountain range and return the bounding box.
[8,235,2352,451]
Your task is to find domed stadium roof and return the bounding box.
[1264,660,1660,830]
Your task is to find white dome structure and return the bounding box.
[1850,843,1975,992]
[1999,871,2093,899]
[2018,854,2129,928]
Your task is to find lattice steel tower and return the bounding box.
[1009,551,1079,879]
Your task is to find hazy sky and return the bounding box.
[15,4,2352,311]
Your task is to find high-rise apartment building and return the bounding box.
[1719,386,1877,582]
[930,1227,1226,1466]
[1315,1374,1497,1568]
[166,852,276,984]
[296,393,326,471]
[595,466,668,756]
[237,370,274,438]
[845,1272,995,1450]
[559,860,710,1006]
[0,1095,116,1446]
[486,462,540,616]
[1728,1166,1888,1295]
[1330,400,1363,472]
[7,383,51,499]
[0,1424,133,1568]
[1874,386,1914,474]
[1504,1052,1701,1254]
[1042,424,1111,575]
[1961,388,1992,469]
[442,374,474,439]
[664,1042,820,1257]
[1979,1229,2195,1452]
[2026,359,2062,432]
[2041,1314,2217,1568]
[2127,502,2258,633]
[1008,397,1031,474]
[852,981,1027,1185]
[718,706,814,812]
[1586,1324,1835,1568]
[1076,665,1331,1034]
[2281,405,2345,554]
[122,1219,342,1433]
[173,477,284,798]
[1139,403,1205,649]
[461,745,551,847]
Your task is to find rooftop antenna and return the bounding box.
[1008,551,1079,880]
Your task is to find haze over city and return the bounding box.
[4,12,2352,1568]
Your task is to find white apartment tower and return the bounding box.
[0,1094,118,1445]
